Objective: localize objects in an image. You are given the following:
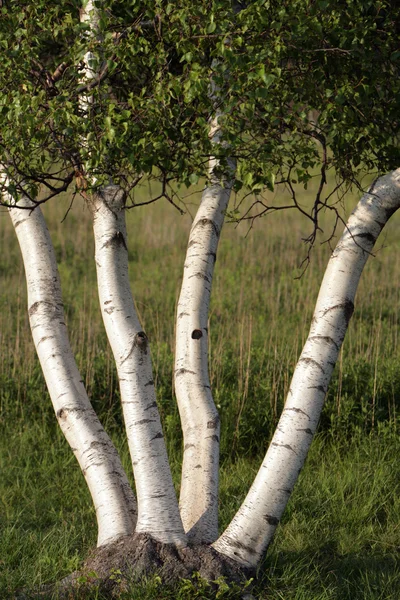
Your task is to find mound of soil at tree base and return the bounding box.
[19,533,255,599]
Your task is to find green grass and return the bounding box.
[0,180,400,598]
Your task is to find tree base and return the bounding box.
[19,533,253,599]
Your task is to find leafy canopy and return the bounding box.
[0,0,399,205]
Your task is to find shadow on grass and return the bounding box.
[259,543,400,599]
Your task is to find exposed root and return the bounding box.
[16,533,253,599]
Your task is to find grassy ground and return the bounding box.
[0,180,399,598]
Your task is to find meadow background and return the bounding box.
[0,180,399,599]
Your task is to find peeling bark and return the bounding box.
[9,197,137,547]
[90,185,186,546]
[214,169,400,567]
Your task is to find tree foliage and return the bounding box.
[0,0,399,206]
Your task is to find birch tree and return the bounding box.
[80,0,186,547]
[175,68,236,544]
[1,0,400,595]
[213,169,400,567]
[7,192,137,548]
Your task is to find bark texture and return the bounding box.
[90,185,186,546]
[9,198,137,547]
[214,169,400,566]
[175,112,235,543]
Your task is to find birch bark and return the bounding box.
[214,168,400,567]
[175,108,235,543]
[79,0,100,95]
[90,185,186,546]
[9,197,137,547]
[78,0,185,546]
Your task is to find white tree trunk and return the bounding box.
[175,110,235,543]
[214,169,400,567]
[9,198,137,547]
[79,0,100,105]
[90,186,187,546]
[78,0,185,546]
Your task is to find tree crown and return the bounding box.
[0,1,399,212]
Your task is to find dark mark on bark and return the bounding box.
[375,220,385,230]
[193,218,220,237]
[322,299,354,324]
[231,540,257,555]
[207,251,217,263]
[56,407,86,419]
[28,301,47,316]
[192,329,203,340]
[104,300,112,305]
[144,401,157,410]
[285,407,310,418]
[101,231,127,251]
[354,231,376,244]
[309,335,339,351]
[189,272,211,282]
[207,434,219,442]
[150,432,164,441]
[104,306,114,314]
[89,441,108,449]
[299,357,325,373]
[135,418,155,425]
[308,385,326,393]
[134,331,148,352]
[384,205,398,220]
[38,335,55,346]
[296,428,313,435]
[184,443,196,450]
[278,488,291,494]
[14,218,29,228]
[82,462,104,475]
[194,464,202,469]
[272,442,296,453]
[207,418,219,429]
[175,368,196,376]
[122,333,148,364]
[28,300,64,320]
[178,312,190,319]
[264,514,279,526]
[145,380,154,387]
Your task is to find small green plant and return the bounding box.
[175,572,254,599]
[109,568,123,584]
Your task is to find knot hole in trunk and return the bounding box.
[134,331,148,352]
[191,329,203,340]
